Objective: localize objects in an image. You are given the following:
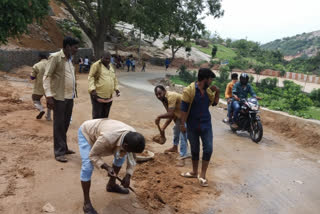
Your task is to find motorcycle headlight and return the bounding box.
[251,105,259,111]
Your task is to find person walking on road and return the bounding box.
[78,119,145,214]
[141,61,146,72]
[131,59,136,72]
[180,68,220,187]
[43,36,79,163]
[30,53,51,121]
[88,51,120,119]
[125,58,131,72]
[154,85,190,166]
[165,58,170,71]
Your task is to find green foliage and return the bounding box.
[228,56,250,70]
[211,45,218,58]
[0,0,49,44]
[176,65,197,84]
[57,19,83,44]
[259,78,278,92]
[309,88,320,107]
[261,31,320,56]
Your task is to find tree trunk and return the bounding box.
[92,36,105,60]
[138,28,142,63]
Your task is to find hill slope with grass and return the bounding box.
[261,30,320,57]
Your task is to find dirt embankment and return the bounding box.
[133,153,221,213]
[261,110,320,149]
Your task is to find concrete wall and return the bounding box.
[0,48,93,72]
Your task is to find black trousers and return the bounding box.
[53,99,74,157]
[90,94,113,119]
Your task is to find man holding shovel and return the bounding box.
[154,85,190,165]
[78,119,145,214]
[88,51,120,119]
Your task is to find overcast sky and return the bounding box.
[203,0,320,44]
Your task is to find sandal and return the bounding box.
[180,172,197,178]
[198,176,209,187]
[106,184,129,194]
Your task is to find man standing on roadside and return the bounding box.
[30,53,51,121]
[154,85,190,166]
[180,68,220,187]
[88,51,120,119]
[223,73,238,123]
[43,37,79,163]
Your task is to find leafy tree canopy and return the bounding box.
[0,0,49,44]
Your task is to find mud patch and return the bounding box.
[18,167,35,178]
[133,153,220,213]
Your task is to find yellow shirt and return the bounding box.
[165,91,182,119]
[31,59,47,95]
[43,49,77,101]
[225,81,235,99]
[88,60,119,99]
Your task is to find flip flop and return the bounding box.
[198,176,209,187]
[106,184,129,194]
[180,172,197,178]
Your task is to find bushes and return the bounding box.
[177,65,197,84]
[309,88,320,107]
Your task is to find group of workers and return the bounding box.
[30,36,257,214]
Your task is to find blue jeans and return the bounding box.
[227,99,233,121]
[173,119,188,157]
[78,128,126,181]
[187,127,213,161]
[232,101,241,122]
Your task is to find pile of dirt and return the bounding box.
[8,15,63,51]
[132,153,220,213]
[262,110,320,148]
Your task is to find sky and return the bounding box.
[203,0,320,44]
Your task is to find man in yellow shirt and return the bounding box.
[30,53,51,120]
[223,73,238,123]
[43,37,79,163]
[88,52,120,119]
[154,85,190,165]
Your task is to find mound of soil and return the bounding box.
[132,153,220,213]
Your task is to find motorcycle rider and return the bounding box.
[231,73,260,129]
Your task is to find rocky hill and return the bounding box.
[261,30,320,59]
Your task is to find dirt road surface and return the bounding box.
[0,68,320,214]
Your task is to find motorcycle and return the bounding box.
[230,97,263,143]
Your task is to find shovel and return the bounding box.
[114,175,136,194]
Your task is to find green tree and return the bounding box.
[0,0,49,44]
[162,0,224,60]
[211,45,218,58]
[57,0,131,58]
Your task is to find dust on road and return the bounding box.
[0,68,320,214]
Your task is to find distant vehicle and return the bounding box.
[230,97,263,143]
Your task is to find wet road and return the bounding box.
[118,71,320,214]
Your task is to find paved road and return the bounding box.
[118,71,320,214]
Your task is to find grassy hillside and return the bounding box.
[191,43,237,60]
[261,30,320,56]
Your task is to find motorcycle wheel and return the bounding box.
[250,120,263,143]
